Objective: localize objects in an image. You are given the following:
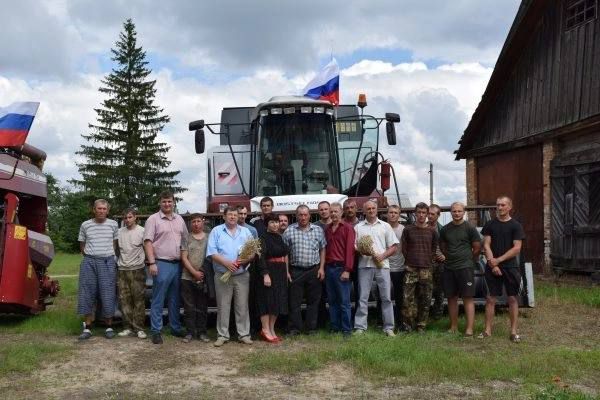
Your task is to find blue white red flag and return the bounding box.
[302,58,340,105]
[0,102,40,146]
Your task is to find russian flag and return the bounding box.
[0,102,40,147]
[302,58,340,105]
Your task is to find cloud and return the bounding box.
[1,57,491,212]
[2,1,519,78]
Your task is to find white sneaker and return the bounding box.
[118,329,132,337]
[137,330,147,339]
[384,329,396,337]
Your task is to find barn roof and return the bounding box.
[455,0,549,159]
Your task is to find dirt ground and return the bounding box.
[1,284,599,399]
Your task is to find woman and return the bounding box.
[256,213,290,343]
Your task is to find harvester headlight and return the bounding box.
[260,109,269,117]
[300,106,312,113]
[271,108,282,114]
[325,108,334,116]
[284,107,295,114]
[314,107,324,114]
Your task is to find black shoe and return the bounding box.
[307,330,318,336]
[152,333,163,345]
[287,329,300,337]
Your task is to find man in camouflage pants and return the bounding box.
[427,204,446,319]
[117,208,147,339]
[401,202,439,333]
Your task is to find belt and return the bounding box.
[291,264,318,270]
[267,256,286,263]
[156,258,180,264]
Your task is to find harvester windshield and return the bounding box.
[256,113,339,196]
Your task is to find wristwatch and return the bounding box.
[145,260,156,266]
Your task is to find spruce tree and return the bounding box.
[72,18,184,214]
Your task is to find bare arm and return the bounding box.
[440,240,448,258]
[483,235,494,261]
[144,239,158,276]
[113,240,119,258]
[471,241,481,263]
[79,242,85,254]
[181,250,203,281]
[317,247,326,281]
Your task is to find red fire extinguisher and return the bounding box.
[380,161,391,192]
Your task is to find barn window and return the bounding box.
[565,0,597,31]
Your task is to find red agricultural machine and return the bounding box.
[0,103,59,314]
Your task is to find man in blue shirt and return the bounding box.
[207,207,254,346]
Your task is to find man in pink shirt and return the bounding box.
[143,190,189,344]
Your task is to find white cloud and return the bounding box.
[1,57,491,212]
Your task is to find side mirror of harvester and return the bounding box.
[195,129,205,154]
[189,120,205,154]
[385,113,400,146]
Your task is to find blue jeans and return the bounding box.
[325,264,352,334]
[150,260,182,334]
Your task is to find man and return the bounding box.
[207,207,254,346]
[343,199,360,226]
[283,204,326,335]
[180,214,210,343]
[343,199,361,316]
[314,201,332,230]
[386,205,406,329]
[277,214,289,234]
[251,196,274,237]
[144,191,189,345]
[439,202,481,337]
[324,202,355,338]
[313,201,331,328]
[77,199,119,340]
[480,196,525,342]
[427,204,446,319]
[237,205,258,238]
[354,200,399,336]
[116,208,147,339]
[401,202,438,333]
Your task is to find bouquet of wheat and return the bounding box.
[357,235,384,268]
[220,238,262,283]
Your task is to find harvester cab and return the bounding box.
[189,94,401,214]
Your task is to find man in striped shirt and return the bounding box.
[77,199,119,340]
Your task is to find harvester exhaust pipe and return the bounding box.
[8,143,47,170]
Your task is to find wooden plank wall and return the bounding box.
[473,1,600,150]
[476,145,545,272]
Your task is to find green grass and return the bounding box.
[0,276,80,336]
[243,331,600,385]
[0,341,70,376]
[48,252,82,276]
[536,280,600,307]
[532,385,599,400]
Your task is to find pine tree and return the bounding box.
[72,18,185,214]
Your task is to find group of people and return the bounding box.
[77,191,525,345]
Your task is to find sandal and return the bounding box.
[509,334,521,343]
[463,333,474,338]
[477,332,491,339]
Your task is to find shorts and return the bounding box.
[442,267,475,298]
[484,266,521,297]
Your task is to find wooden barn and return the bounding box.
[456,0,600,275]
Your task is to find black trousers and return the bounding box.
[390,270,406,327]
[181,279,208,335]
[288,265,322,332]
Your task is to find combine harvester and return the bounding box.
[0,102,59,314]
[189,93,402,214]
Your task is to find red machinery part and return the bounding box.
[380,160,391,192]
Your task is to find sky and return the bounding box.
[0,0,521,214]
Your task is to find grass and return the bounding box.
[532,385,599,400]
[0,341,70,375]
[243,330,600,385]
[48,252,82,276]
[536,280,600,307]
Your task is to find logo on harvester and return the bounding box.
[467,282,473,286]
[14,225,27,240]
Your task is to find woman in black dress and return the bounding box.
[257,213,290,343]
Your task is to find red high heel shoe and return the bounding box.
[260,330,277,343]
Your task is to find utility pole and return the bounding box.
[429,163,433,205]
